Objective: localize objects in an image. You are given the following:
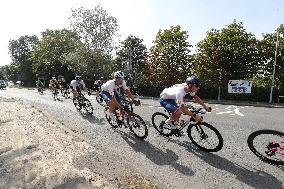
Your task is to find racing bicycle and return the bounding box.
[104,101,148,140]
[152,107,223,152]
[73,91,93,115]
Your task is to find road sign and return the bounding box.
[228,80,252,93]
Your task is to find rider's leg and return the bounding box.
[160,98,182,129]
[109,91,122,113]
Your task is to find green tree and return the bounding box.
[193,21,260,87]
[257,25,284,91]
[30,29,79,81]
[70,5,119,55]
[146,25,192,86]
[114,35,148,84]
[8,35,39,84]
[63,45,113,82]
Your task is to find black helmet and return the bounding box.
[75,76,81,81]
[185,76,201,87]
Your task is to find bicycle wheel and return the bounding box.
[84,99,93,115]
[187,122,223,152]
[127,112,148,140]
[247,130,284,165]
[151,112,172,137]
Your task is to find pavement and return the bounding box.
[18,87,284,108]
[137,96,284,108]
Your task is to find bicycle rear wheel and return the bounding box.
[127,112,148,140]
[187,122,223,152]
[247,130,284,165]
[151,112,172,137]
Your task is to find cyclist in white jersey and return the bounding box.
[101,71,138,117]
[70,76,90,98]
[160,76,212,131]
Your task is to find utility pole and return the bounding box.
[269,24,283,103]
[218,69,222,102]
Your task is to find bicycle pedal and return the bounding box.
[172,129,184,137]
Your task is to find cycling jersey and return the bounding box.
[70,80,85,91]
[160,83,196,103]
[36,81,44,87]
[50,79,60,89]
[101,79,128,96]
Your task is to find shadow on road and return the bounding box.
[79,112,106,126]
[117,130,195,176]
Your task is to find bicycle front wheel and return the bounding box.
[187,122,223,152]
[127,113,148,140]
[247,130,284,165]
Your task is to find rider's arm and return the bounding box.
[192,95,211,112]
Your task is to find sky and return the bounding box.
[0,0,283,66]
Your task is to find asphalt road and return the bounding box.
[1,88,283,189]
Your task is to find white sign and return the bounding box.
[228,80,252,93]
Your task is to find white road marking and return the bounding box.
[216,111,233,115]
[234,108,244,116]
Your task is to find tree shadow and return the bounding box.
[173,140,283,189]
[117,130,195,176]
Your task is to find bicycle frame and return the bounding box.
[270,142,284,155]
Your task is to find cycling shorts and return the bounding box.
[160,98,179,113]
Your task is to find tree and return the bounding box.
[8,35,39,84]
[257,25,284,91]
[146,25,192,86]
[193,21,260,87]
[114,35,148,85]
[63,45,113,82]
[30,29,80,81]
[69,5,119,55]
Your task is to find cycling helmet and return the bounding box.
[185,76,201,87]
[100,77,104,80]
[114,71,124,79]
[75,76,81,81]
[52,76,56,79]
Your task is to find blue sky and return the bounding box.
[0,0,283,66]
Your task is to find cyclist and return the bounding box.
[59,78,69,95]
[49,76,60,91]
[159,76,212,132]
[70,76,91,98]
[101,71,138,119]
[36,79,44,93]
[94,77,104,96]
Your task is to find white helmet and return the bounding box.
[114,71,124,79]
